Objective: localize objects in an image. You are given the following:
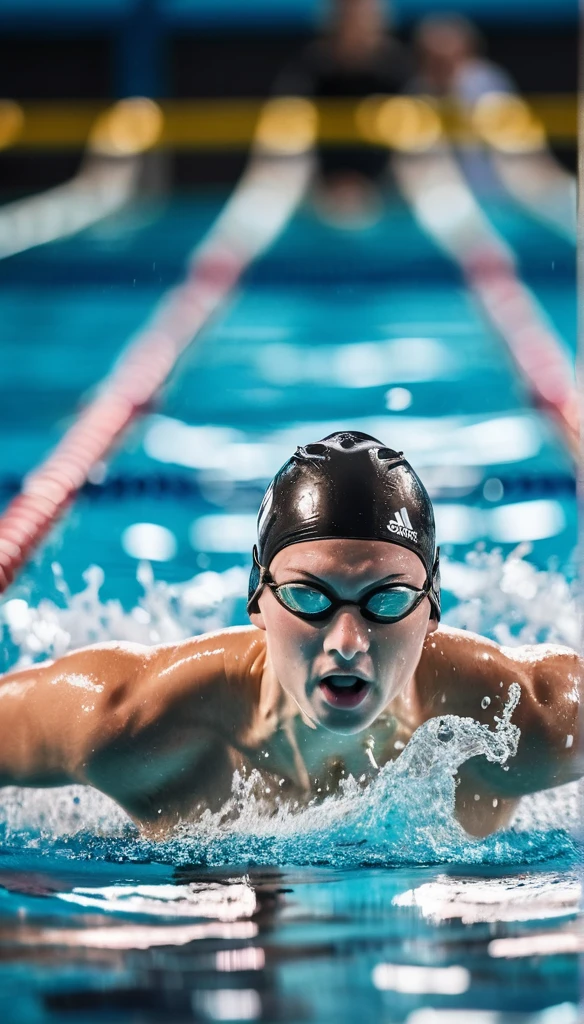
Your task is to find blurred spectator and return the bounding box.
[409,13,575,240]
[275,0,411,223]
[411,14,512,107]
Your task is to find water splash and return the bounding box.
[391,681,520,779]
[0,547,579,868]
[442,543,579,649]
[0,561,248,669]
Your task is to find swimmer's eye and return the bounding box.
[364,586,421,619]
[275,584,333,616]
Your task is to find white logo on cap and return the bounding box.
[388,507,418,543]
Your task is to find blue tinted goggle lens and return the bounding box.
[276,584,332,615]
[274,583,422,621]
[363,587,419,618]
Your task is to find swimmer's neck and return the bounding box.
[259,655,315,731]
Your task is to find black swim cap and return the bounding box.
[247,430,440,620]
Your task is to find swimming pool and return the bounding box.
[0,190,579,1021]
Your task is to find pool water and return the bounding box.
[0,858,579,1023]
[0,190,580,1022]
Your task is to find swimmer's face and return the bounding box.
[250,538,436,735]
[417,22,474,81]
[332,0,387,50]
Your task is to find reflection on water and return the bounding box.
[0,862,578,1022]
[393,872,580,924]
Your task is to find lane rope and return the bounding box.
[0,471,575,503]
[0,138,312,592]
[463,247,578,453]
[0,245,243,590]
[394,147,578,458]
[0,98,164,261]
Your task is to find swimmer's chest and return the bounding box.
[242,712,415,796]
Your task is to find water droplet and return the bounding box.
[437,721,454,742]
[481,696,491,709]
[474,794,481,801]
[483,477,504,503]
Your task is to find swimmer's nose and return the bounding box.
[322,608,370,661]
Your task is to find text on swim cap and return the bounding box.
[388,508,418,543]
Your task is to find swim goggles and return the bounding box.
[249,549,433,625]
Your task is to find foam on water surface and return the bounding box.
[0,547,580,869]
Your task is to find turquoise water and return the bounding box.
[0,192,579,1021]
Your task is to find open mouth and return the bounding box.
[319,675,370,709]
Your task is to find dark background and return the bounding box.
[0,1,577,192]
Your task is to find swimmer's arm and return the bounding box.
[492,644,582,793]
[421,629,582,797]
[0,634,243,810]
[0,643,150,788]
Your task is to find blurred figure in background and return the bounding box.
[196,0,571,297]
[204,0,410,269]
[409,13,575,240]
[274,0,410,224]
[412,14,511,107]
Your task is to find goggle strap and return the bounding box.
[246,545,264,613]
[429,547,441,622]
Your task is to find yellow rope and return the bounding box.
[0,94,576,152]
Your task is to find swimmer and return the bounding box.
[0,431,580,838]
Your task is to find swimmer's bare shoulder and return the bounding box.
[0,626,267,827]
[416,626,582,832]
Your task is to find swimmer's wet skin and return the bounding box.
[0,432,580,839]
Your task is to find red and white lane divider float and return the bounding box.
[0,97,315,591]
[0,243,240,590]
[463,246,578,453]
[0,98,165,260]
[394,146,578,458]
